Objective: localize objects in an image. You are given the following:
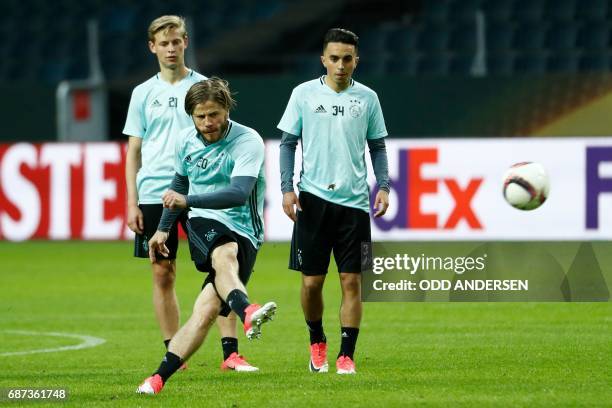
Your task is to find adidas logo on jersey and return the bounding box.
[151,99,162,108]
[314,105,327,113]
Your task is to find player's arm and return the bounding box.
[126,136,144,234]
[279,131,302,222]
[367,92,390,218]
[169,176,257,210]
[280,131,298,193]
[277,86,303,222]
[368,137,390,217]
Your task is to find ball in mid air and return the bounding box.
[503,162,550,210]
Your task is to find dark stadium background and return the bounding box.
[3,0,612,142]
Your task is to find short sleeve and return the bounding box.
[231,134,265,178]
[277,87,303,136]
[366,93,388,140]
[174,132,187,176]
[122,88,145,138]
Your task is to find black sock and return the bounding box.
[154,352,183,383]
[163,339,171,350]
[338,327,359,360]
[306,319,326,344]
[221,337,239,360]
[226,289,250,322]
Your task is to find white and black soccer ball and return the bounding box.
[503,162,550,210]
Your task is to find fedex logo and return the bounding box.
[372,148,483,231]
[0,142,131,241]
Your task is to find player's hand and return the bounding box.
[148,230,170,263]
[373,190,389,218]
[162,189,187,209]
[127,204,144,234]
[282,191,302,222]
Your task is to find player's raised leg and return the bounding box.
[211,242,276,340]
[137,283,222,394]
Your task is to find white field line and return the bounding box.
[1,330,106,356]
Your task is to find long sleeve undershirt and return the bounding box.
[279,132,299,194]
[157,173,256,232]
[367,137,390,192]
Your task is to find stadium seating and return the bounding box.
[482,0,514,22]
[577,22,611,50]
[392,27,419,53]
[580,51,611,71]
[418,53,451,76]
[1,0,611,81]
[449,0,483,23]
[486,22,515,52]
[486,52,515,76]
[449,22,478,53]
[0,0,291,83]
[545,23,580,51]
[545,0,576,22]
[398,0,611,75]
[513,22,548,51]
[548,51,580,73]
[422,0,450,24]
[449,52,477,74]
[364,0,611,75]
[387,55,420,76]
[418,25,451,52]
[512,0,545,22]
[576,0,608,21]
[515,52,548,74]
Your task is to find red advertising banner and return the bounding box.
[0,142,129,241]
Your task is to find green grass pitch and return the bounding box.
[0,241,610,407]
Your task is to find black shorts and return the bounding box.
[185,217,258,316]
[289,191,371,276]
[134,204,188,260]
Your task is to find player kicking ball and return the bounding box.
[137,78,276,394]
[125,15,258,373]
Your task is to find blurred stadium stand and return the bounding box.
[2,0,612,140]
[4,0,611,83]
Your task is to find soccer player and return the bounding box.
[124,15,257,373]
[137,77,276,395]
[277,28,390,374]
